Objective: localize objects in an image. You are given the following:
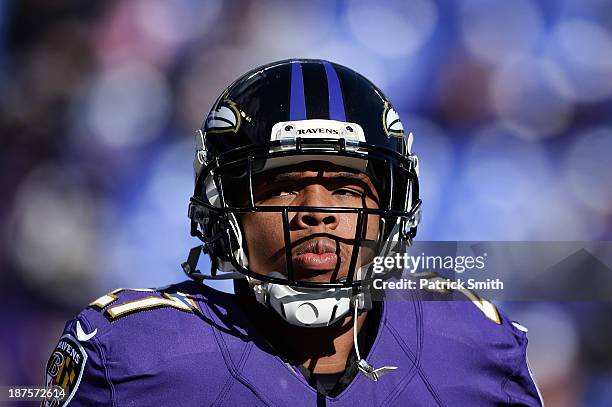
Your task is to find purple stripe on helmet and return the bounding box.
[289,62,307,120]
[322,61,346,121]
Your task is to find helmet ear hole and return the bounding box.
[189,204,210,225]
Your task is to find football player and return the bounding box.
[43,59,543,406]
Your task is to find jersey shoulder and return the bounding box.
[383,273,543,405]
[71,280,246,341]
[398,272,522,340]
[43,281,243,406]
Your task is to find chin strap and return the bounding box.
[352,296,398,381]
[181,245,244,281]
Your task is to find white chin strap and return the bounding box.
[250,280,358,328]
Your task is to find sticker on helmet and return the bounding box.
[205,100,241,134]
[44,333,88,407]
[382,104,405,137]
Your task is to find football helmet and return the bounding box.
[183,59,421,329]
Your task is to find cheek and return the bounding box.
[363,196,381,240]
[343,213,380,269]
[240,213,284,271]
[336,213,380,239]
[365,214,380,239]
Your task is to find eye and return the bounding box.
[253,188,296,203]
[333,188,362,197]
[263,189,298,198]
[277,191,297,197]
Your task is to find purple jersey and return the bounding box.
[43,280,542,406]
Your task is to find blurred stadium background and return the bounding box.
[0,0,611,405]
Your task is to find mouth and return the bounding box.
[292,238,342,271]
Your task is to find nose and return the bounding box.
[296,211,339,228]
[293,186,339,229]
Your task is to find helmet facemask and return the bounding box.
[187,121,420,293]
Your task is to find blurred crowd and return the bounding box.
[0,0,611,405]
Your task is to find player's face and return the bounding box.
[240,162,380,283]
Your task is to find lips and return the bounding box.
[292,239,341,270]
[293,252,339,269]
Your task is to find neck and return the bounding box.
[290,311,368,374]
[235,282,368,374]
